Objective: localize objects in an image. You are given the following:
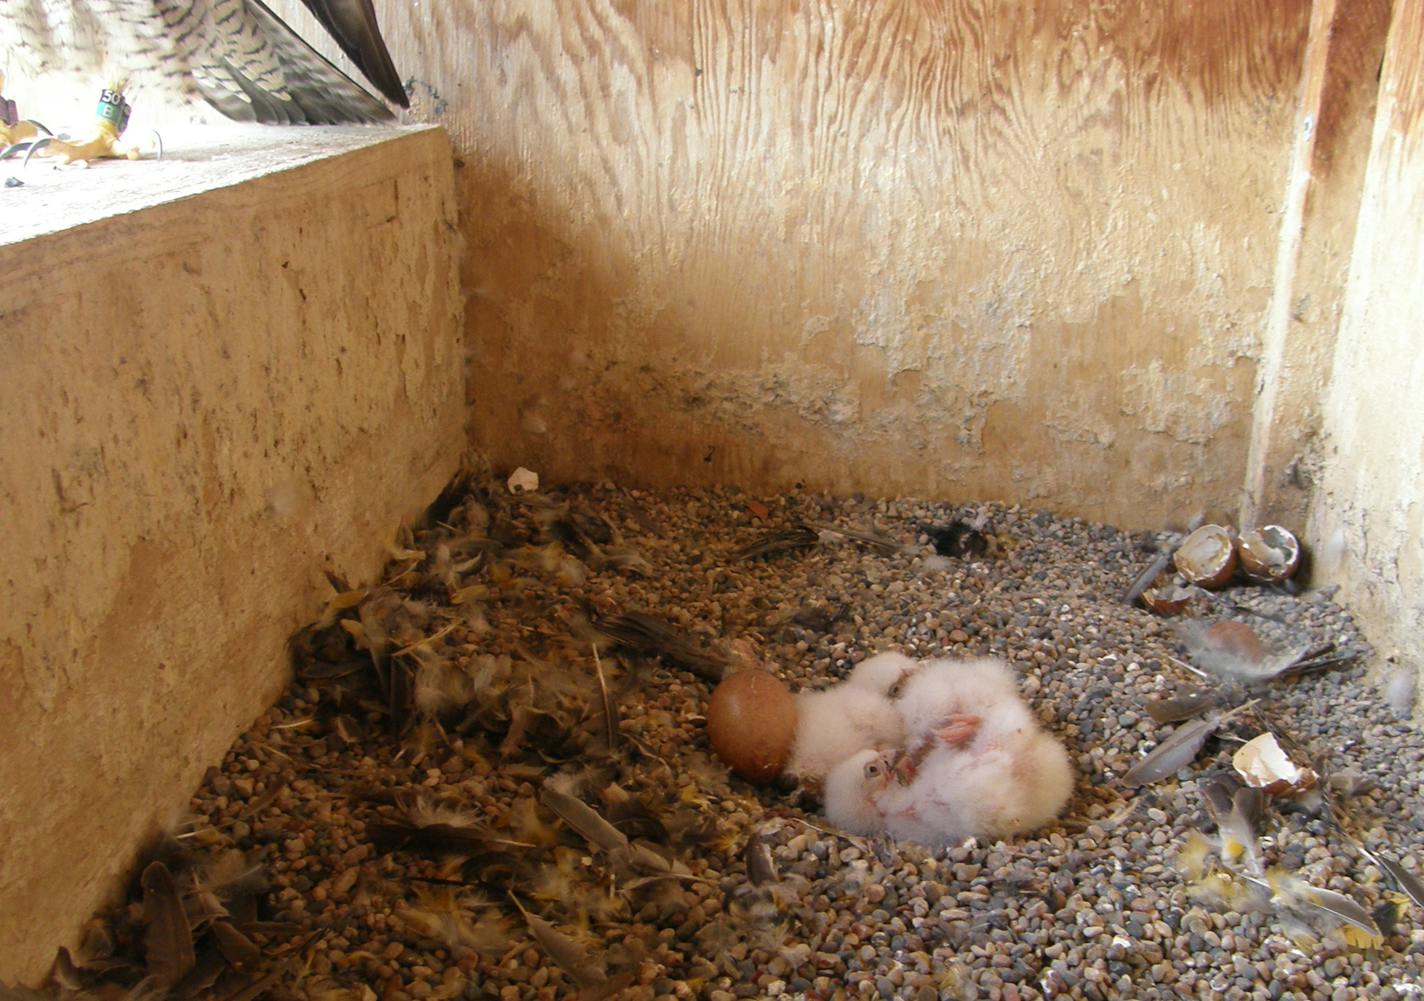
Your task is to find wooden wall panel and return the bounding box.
[1310,0,1424,700]
[1241,0,1393,531]
[276,0,1314,527]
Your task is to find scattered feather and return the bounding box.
[1374,896,1410,937]
[1262,869,1383,948]
[589,610,729,683]
[1358,845,1424,910]
[210,920,260,972]
[507,893,605,989]
[140,861,195,987]
[539,781,629,854]
[1176,622,1314,684]
[1124,550,1173,606]
[1144,686,1225,724]
[805,520,900,555]
[1122,707,1245,787]
[731,524,819,562]
[742,832,778,887]
[1384,666,1418,716]
[1217,787,1264,876]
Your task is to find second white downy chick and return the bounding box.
[825,657,1073,845]
[896,657,1030,749]
[876,726,1073,844]
[783,652,918,792]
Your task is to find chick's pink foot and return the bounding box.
[937,713,982,748]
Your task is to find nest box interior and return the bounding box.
[2,0,1422,991]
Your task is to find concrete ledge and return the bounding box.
[0,125,465,983]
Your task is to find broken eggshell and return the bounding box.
[1237,525,1302,583]
[1233,732,1318,794]
[706,669,797,784]
[1141,572,1197,615]
[1174,523,1238,589]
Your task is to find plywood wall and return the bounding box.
[1241,0,1393,530]
[0,130,465,984]
[265,0,1318,527]
[1310,0,1424,690]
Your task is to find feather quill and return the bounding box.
[592,644,618,752]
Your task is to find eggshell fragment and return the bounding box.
[1174,524,1237,589]
[1237,525,1302,583]
[706,669,797,784]
[1141,572,1196,615]
[1233,732,1318,794]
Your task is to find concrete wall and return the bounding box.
[276,0,1323,529]
[1309,0,1424,697]
[0,127,465,984]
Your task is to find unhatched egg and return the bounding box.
[706,669,797,784]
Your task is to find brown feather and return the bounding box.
[507,894,605,988]
[141,861,196,987]
[1122,716,1226,787]
[210,920,261,973]
[1145,687,1225,724]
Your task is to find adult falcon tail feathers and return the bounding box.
[0,0,408,128]
[296,0,409,109]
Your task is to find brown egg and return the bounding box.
[706,669,797,784]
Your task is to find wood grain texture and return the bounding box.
[276,0,1314,526]
[0,130,464,986]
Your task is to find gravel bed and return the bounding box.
[31,470,1424,1001]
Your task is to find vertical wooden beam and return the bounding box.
[1241,0,1392,529]
[1310,0,1424,693]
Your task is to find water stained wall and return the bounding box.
[270,0,1315,528]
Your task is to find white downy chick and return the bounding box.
[896,657,1030,747]
[783,652,917,791]
[847,651,920,695]
[872,725,1073,845]
[822,748,896,836]
[862,656,1073,845]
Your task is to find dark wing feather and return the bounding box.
[297,0,409,107]
[193,1,395,124]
